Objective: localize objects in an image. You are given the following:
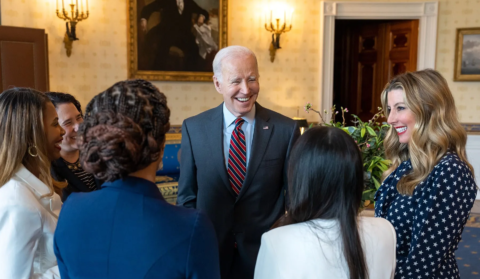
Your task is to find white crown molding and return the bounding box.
[318,1,439,115]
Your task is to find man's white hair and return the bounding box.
[212,46,258,82]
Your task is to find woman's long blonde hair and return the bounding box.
[0,88,54,196]
[381,69,473,195]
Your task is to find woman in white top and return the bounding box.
[0,88,65,279]
[254,126,397,279]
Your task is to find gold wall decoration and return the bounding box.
[264,4,293,62]
[127,0,228,81]
[454,27,480,81]
[56,0,89,57]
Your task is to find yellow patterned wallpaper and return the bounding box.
[1,0,128,113]
[435,0,480,123]
[1,0,479,124]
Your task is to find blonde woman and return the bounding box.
[0,88,65,279]
[375,69,477,279]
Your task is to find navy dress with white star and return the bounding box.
[375,151,477,279]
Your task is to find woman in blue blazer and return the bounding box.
[53,79,220,279]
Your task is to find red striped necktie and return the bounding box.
[227,118,247,196]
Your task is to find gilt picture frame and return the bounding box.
[127,0,228,81]
[454,27,480,81]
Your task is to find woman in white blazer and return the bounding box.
[254,126,396,279]
[0,88,65,279]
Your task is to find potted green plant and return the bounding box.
[304,103,391,207]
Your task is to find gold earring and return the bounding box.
[28,145,38,157]
[157,160,164,171]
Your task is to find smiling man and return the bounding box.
[46,92,101,201]
[177,46,300,279]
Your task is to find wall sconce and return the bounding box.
[56,0,89,57]
[264,5,293,62]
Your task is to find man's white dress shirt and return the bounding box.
[223,103,255,168]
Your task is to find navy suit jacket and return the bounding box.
[177,103,300,279]
[54,177,220,279]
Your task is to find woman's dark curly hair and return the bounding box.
[78,79,170,182]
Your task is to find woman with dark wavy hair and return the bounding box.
[254,126,396,279]
[53,79,220,279]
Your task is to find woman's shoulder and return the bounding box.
[0,178,43,222]
[358,216,395,240]
[430,151,474,178]
[263,219,338,243]
[0,177,41,206]
[358,217,396,261]
[359,215,393,226]
[438,151,462,164]
[262,218,396,254]
[63,187,205,227]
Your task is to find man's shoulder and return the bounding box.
[184,104,221,125]
[258,104,296,126]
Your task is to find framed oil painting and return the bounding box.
[127,0,228,81]
[454,27,480,81]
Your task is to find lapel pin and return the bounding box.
[263,126,269,130]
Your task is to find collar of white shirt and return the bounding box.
[223,103,256,128]
[14,164,62,217]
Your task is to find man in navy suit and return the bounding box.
[177,46,300,279]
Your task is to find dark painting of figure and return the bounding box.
[136,0,221,73]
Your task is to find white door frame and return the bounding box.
[319,1,439,112]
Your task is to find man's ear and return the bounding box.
[213,76,222,94]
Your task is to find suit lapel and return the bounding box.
[236,103,272,202]
[205,104,236,196]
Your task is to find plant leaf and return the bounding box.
[366,126,376,136]
[377,162,389,171]
[340,127,351,134]
[381,159,392,166]
[372,176,381,190]
[361,128,366,138]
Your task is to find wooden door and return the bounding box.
[356,22,386,121]
[333,20,418,123]
[375,20,418,114]
[0,26,50,92]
